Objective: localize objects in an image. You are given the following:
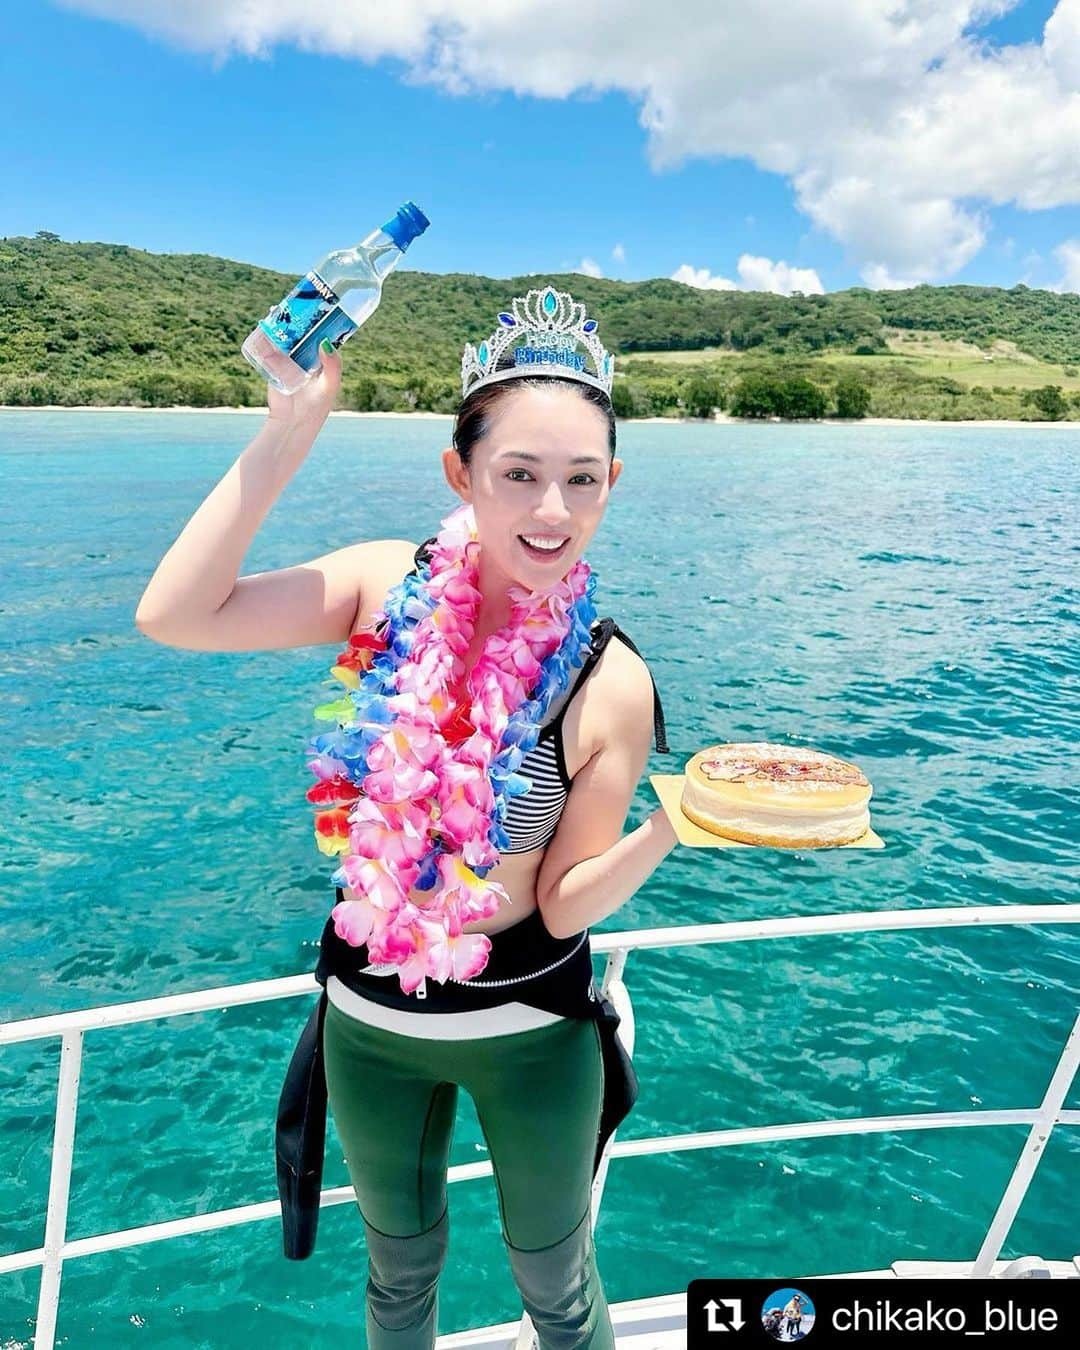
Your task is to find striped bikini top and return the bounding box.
[409,538,670,857]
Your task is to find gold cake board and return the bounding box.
[649,774,885,850]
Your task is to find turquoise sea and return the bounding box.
[1,411,1077,1347]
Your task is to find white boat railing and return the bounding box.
[2,902,1079,1350]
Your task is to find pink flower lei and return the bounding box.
[305,502,597,995]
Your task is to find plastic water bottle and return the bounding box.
[241,201,430,394]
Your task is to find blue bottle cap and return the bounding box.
[381,201,430,251]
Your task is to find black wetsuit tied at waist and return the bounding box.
[316,898,595,1014]
[277,910,640,1261]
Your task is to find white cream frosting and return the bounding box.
[682,788,869,842]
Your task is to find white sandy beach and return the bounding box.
[2,405,1078,428]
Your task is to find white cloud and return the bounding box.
[861,264,922,290]
[737,254,825,294]
[58,0,1080,285]
[1051,238,1080,291]
[575,257,603,278]
[672,255,824,295]
[1019,248,1044,285]
[1045,0,1080,88]
[671,264,739,291]
[612,242,626,263]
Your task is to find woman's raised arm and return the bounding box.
[137,534,419,652]
[134,344,416,652]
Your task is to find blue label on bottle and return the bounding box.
[258,270,359,371]
[290,304,358,371]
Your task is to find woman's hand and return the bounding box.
[266,339,343,429]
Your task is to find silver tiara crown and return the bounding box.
[461,285,614,399]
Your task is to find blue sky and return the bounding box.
[4,1,1079,294]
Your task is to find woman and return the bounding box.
[783,1293,804,1339]
[136,286,679,1349]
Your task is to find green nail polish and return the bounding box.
[320,337,333,353]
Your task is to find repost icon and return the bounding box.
[704,1297,744,1333]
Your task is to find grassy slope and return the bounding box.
[651,331,1080,391]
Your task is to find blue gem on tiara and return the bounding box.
[460,286,614,399]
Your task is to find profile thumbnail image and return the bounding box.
[762,1287,816,1341]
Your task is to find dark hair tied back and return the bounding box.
[452,366,616,470]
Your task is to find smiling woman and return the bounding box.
[440,373,619,625]
[136,284,677,1350]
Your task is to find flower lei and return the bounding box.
[305,502,597,995]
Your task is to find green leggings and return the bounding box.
[322,998,614,1350]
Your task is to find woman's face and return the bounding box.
[443,384,622,592]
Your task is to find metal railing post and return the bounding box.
[971,1008,1080,1277]
[591,947,633,1225]
[34,1029,84,1350]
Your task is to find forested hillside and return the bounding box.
[2,233,1078,419]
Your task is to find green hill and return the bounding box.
[2,232,1079,420]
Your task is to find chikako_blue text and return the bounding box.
[832,1298,1059,1335]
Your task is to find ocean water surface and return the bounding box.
[1,411,1077,1346]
